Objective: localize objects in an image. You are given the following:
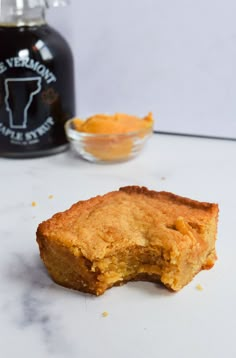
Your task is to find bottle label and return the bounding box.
[0,56,59,147]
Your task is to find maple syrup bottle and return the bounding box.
[0,0,75,157]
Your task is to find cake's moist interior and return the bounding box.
[90,218,217,295]
[40,215,217,296]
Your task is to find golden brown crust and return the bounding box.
[37,186,219,295]
[119,186,219,213]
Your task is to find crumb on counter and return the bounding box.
[196,284,203,291]
[48,195,54,199]
[161,177,166,181]
[31,201,37,207]
[102,311,109,318]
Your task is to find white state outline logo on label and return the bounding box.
[4,77,42,129]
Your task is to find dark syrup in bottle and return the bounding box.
[0,2,75,157]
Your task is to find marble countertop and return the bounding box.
[1,133,236,358]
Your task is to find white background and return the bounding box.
[48,0,236,138]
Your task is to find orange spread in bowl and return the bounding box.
[73,113,153,134]
[72,113,154,161]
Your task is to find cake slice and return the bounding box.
[36,186,219,295]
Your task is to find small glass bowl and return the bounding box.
[65,118,153,163]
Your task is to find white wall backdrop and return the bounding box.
[48,0,236,138]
